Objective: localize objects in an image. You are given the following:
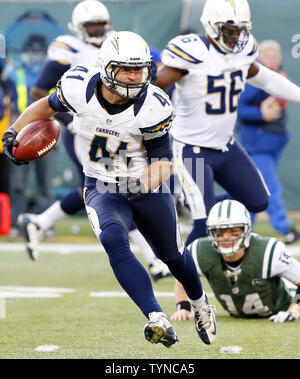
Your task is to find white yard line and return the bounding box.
[1,242,300,256]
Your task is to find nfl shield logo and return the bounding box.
[232,287,239,294]
[106,119,112,126]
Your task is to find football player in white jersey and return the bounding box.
[155,0,300,246]
[2,31,217,347]
[17,0,170,281]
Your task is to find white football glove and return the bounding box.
[268,311,298,323]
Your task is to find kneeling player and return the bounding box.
[172,200,300,322]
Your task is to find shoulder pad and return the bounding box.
[58,65,99,113]
[48,34,80,63]
[241,34,258,58]
[137,85,173,140]
[161,34,206,69]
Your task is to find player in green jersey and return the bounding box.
[172,200,300,322]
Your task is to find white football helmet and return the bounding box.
[98,31,152,99]
[200,0,252,54]
[68,0,112,47]
[206,200,251,256]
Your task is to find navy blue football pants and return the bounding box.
[173,138,270,245]
[84,177,204,318]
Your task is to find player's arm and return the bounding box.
[140,159,174,193]
[266,242,300,322]
[8,97,57,134]
[30,60,74,127]
[269,281,300,323]
[287,283,300,317]
[154,65,187,91]
[170,280,194,321]
[1,96,58,165]
[122,132,174,200]
[30,60,71,101]
[247,62,300,103]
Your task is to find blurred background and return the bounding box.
[0,0,300,229]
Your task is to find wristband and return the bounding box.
[176,301,191,312]
[9,127,18,136]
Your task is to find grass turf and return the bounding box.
[0,217,300,359]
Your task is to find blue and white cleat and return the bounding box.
[148,258,171,282]
[17,213,43,261]
[144,312,178,348]
[192,296,216,345]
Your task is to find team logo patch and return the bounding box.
[252,278,267,288]
[232,287,239,294]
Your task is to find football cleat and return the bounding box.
[148,259,172,281]
[17,214,43,261]
[284,227,300,245]
[144,312,178,348]
[192,295,216,345]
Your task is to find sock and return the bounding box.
[100,223,162,318]
[166,248,203,301]
[189,293,206,310]
[185,218,207,246]
[35,200,67,230]
[128,228,156,265]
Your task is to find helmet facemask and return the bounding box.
[103,61,152,99]
[79,21,111,47]
[208,224,251,257]
[212,21,250,54]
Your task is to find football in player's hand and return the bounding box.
[12,120,60,161]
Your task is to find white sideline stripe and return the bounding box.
[90,291,215,298]
[1,242,300,256]
[34,345,59,352]
[220,346,243,354]
[0,242,112,254]
[0,286,76,299]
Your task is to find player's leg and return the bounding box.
[84,180,178,347]
[128,223,171,281]
[214,140,270,215]
[34,149,55,214]
[9,162,30,239]
[18,129,86,260]
[173,140,215,245]
[131,184,216,344]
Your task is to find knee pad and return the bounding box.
[100,223,131,259]
[247,198,269,213]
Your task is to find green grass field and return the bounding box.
[0,217,300,359]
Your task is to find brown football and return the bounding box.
[12,120,60,161]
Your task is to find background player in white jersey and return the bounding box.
[171,200,300,323]
[2,31,216,347]
[17,0,170,281]
[155,0,300,246]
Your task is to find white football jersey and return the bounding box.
[47,34,100,67]
[56,65,173,183]
[161,33,258,149]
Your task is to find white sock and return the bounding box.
[35,200,67,230]
[128,228,156,265]
[189,292,206,310]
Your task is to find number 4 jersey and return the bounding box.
[49,65,173,183]
[189,234,300,318]
[161,33,258,150]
